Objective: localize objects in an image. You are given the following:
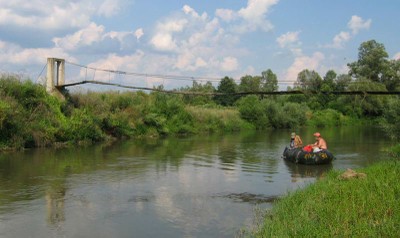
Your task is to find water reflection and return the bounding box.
[0,126,389,238]
[283,160,333,182]
[46,181,66,228]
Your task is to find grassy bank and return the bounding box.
[249,159,400,237]
[0,76,252,150]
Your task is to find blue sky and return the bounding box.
[0,0,399,89]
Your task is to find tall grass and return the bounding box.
[186,106,254,133]
[251,160,400,237]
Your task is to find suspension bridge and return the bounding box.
[45,58,400,99]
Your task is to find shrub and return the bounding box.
[307,109,348,127]
[237,95,269,129]
[380,99,400,141]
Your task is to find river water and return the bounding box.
[0,126,389,237]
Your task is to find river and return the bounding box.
[0,126,389,237]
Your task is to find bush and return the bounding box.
[307,109,348,127]
[279,102,309,129]
[237,95,269,129]
[380,99,400,141]
[60,108,104,143]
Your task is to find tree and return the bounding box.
[335,74,352,91]
[346,79,388,117]
[323,70,337,90]
[214,77,238,106]
[261,69,278,92]
[239,75,261,92]
[181,81,215,105]
[348,40,389,83]
[384,59,400,91]
[295,69,323,91]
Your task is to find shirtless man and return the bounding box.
[311,132,327,152]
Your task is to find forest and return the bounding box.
[0,39,399,150]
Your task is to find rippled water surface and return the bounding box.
[0,126,389,237]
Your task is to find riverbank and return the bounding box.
[1,75,363,151]
[248,158,400,237]
[1,74,393,152]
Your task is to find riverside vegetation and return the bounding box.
[0,39,399,150]
[245,158,400,237]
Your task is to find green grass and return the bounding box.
[250,159,400,237]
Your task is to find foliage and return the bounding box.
[346,79,389,117]
[0,75,67,149]
[261,69,278,92]
[239,75,262,93]
[295,69,323,91]
[180,81,216,106]
[348,39,400,91]
[348,39,389,83]
[380,98,400,141]
[236,96,309,129]
[214,76,239,106]
[307,109,349,127]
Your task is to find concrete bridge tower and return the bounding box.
[46,58,65,100]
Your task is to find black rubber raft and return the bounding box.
[282,147,335,165]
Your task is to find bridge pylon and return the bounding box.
[46,58,65,100]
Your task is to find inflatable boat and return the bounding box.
[282,147,335,165]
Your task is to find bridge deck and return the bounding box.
[57,80,400,95]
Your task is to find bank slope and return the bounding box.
[255,160,400,237]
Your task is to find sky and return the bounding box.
[0,0,399,90]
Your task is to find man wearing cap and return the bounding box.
[290,132,303,149]
[311,132,327,152]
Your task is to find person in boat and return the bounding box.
[289,132,303,149]
[311,132,327,152]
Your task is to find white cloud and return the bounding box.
[0,0,125,31]
[135,28,144,41]
[220,57,239,72]
[348,15,371,34]
[238,0,278,21]
[182,5,199,18]
[52,23,136,53]
[81,51,145,81]
[215,0,278,33]
[150,33,177,51]
[326,15,371,49]
[150,17,189,51]
[148,4,245,76]
[0,40,74,66]
[331,31,351,49]
[0,1,90,30]
[277,31,301,48]
[53,23,104,50]
[236,0,278,32]
[160,19,188,33]
[98,0,121,17]
[393,52,400,60]
[215,9,237,22]
[283,52,325,82]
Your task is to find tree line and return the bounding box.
[181,39,399,106]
